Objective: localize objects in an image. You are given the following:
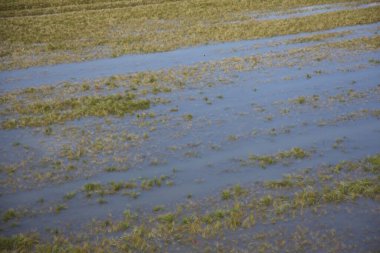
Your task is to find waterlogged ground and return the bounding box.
[0,1,380,252]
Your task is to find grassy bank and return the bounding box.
[0,0,379,70]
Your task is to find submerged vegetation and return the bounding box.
[0,154,379,251]
[286,31,352,44]
[327,35,380,50]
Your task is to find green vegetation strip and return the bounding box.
[81,175,173,199]
[0,1,379,69]
[1,93,150,129]
[241,147,310,168]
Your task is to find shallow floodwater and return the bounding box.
[0,6,379,249]
[0,22,379,91]
[252,2,380,20]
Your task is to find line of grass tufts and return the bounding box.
[243,147,310,168]
[1,93,150,129]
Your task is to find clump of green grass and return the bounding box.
[366,154,380,170]
[157,213,175,224]
[182,114,193,121]
[166,180,174,187]
[54,204,67,213]
[124,191,140,199]
[2,209,17,222]
[232,184,247,197]
[227,135,238,141]
[60,145,86,161]
[141,176,165,190]
[292,96,306,105]
[332,137,345,149]
[264,174,306,189]
[66,164,77,171]
[0,234,39,252]
[290,95,319,105]
[221,190,232,200]
[293,188,319,209]
[259,195,273,207]
[245,147,310,168]
[323,179,380,202]
[104,167,118,172]
[247,155,275,168]
[81,83,90,91]
[110,181,125,192]
[201,209,227,224]
[114,209,138,232]
[221,184,248,200]
[278,147,309,159]
[123,209,138,221]
[83,182,102,191]
[63,191,77,201]
[153,205,165,212]
[290,177,379,209]
[83,183,103,193]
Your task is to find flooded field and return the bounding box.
[0,0,379,252]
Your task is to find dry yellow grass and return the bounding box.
[0,0,379,69]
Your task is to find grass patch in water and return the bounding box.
[54,204,67,214]
[222,184,248,200]
[264,174,307,189]
[182,114,193,121]
[63,191,76,201]
[157,213,176,224]
[152,205,165,212]
[1,94,150,129]
[290,95,320,105]
[2,209,17,222]
[0,234,39,252]
[81,176,172,198]
[83,183,103,193]
[244,147,310,168]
